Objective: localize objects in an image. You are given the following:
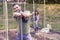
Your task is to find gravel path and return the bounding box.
[0,29,60,40]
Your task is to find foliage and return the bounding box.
[27,0,60,4]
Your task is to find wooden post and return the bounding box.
[44,0,46,28]
[16,16,23,40]
[3,0,8,40]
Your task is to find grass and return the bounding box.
[0,3,60,32]
[0,19,5,30]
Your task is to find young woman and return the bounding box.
[33,9,39,32]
